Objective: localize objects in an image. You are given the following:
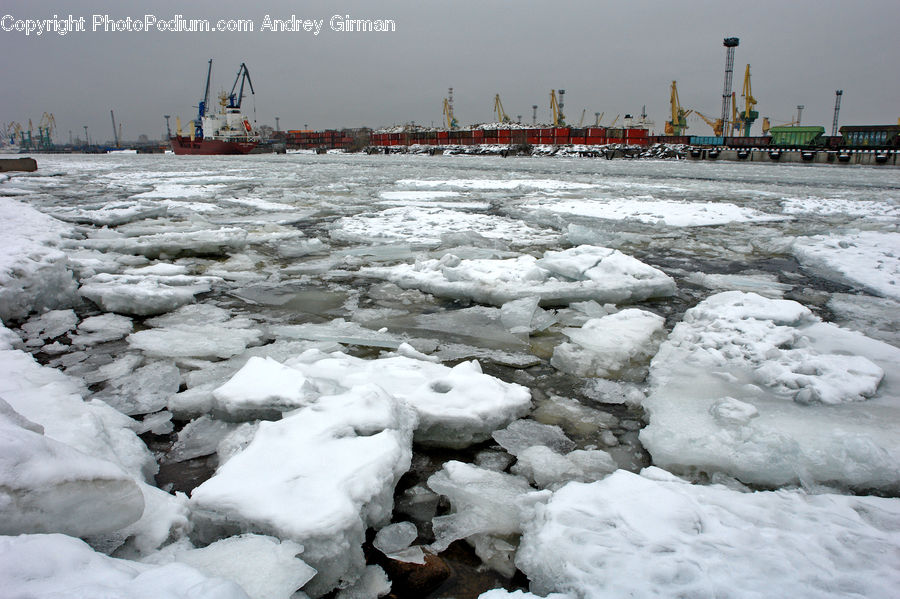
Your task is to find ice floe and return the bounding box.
[516,468,900,599]
[640,291,900,490]
[190,384,416,597]
[0,197,78,321]
[793,230,900,300]
[362,245,675,307]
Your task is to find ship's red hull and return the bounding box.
[170,136,258,155]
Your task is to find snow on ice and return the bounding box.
[515,468,900,599]
[363,245,675,307]
[640,291,900,491]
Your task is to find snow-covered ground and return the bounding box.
[1,153,898,599]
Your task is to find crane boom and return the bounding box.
[693,111,723,136]
[228,63,254,109]
[110,110,120,147]
[493,94,511,123]
[665,81,692,136]
[550,90,565,127]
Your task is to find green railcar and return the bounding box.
[768,126,825,147]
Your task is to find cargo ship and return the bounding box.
[171,59,259,155]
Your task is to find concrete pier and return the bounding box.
[0,157,38,172]
[686,147,899,167]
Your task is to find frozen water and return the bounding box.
[286,349,532,448]
[4,154,900,598]
[793,231,900,300]
[190,384,416,597]
[492,419,576,457]
[80,272,218,316]
[212,356,319,421]
[0,399,144,536]
[93,360,181,416]
[145,535,316,599]
[428,461,549,576]
[0,534,250,599]
[640,291,900,491]
[373,521,418,555]
[516,468,900,599]
[0,197,78,321]
[363,245,675,307]
[551,308,666,379]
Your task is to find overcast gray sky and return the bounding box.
[3,0,899,143]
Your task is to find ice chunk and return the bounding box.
[190,384,416,597]
[827,292,900,347]
[492,419,576,457]
[479,590,571,599]
[128,311,264,360]
[516,469,900,599]
[77,226,249,258]
[271,318,403,350]
[212,356,320,421]
[167,415,239,463]
[531,394,619,436]
[0,402,144,536]
[330,206,558,247]
[500,296,557,334]
[335,565,391,599]
[145,535,316,599]
[640,291,900,490]
[93,360,181,416]
[0,337,157,482]
[685,272,794,298]
[373,521,418,555]
[69,313,134,346]
[286,350,532,448]
[550,308,666,380]
[0,197,79,321]
[20,308,78,347]
[51,200,168,226]
[0,534,250,599]
[512,446,617,490]
[79,273,218,316]
[794,231,900,300]
[427,461,549,576]
[362,245,675,307]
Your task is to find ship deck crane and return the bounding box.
[493,94,511,123]
[228,63,255,109]
[665,81,692,136]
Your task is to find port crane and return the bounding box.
[493,94,511,123]
[442,98,458,129]
[664,81,692,136]
[734,65,758,137]
[550,90,565,127]
[693,110,723,136]
[38,113,56,149]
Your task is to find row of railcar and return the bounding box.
[369,127,650,147]
[283,125,899,151]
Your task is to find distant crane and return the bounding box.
[594,112,602,126]
[734,64,758,136]
[720,37,740,135]
[694,111,723,136]
[443,88,458,129]
[227,62,255,110]
[110,110,120,148]
[608,115,620,127]
[578,109,586,127]
[832,90,843,136]
[550,89,566,127]
[665,81,692,136]
[493,94,511,123]
[38,113,55,149]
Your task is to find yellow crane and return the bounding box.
[608,114,620,127]
[578,109,586,127]
[734,65,758,136]
[594,112,604,126]
[442,97,458,129]
[550,90,565,127]
[493,94,511,123]
[694,111,723,136]
[762,116,798,135]
[38,112,56,149]
[664,81,692,136]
